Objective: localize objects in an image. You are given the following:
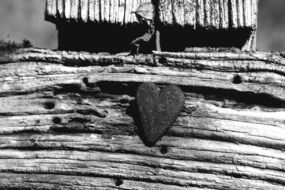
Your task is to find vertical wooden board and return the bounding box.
[51,0,57,16]
[172,0,185,25]
[113,0,119,23]
[64,0,72,19]
[237,0,244,27]
[109,0,113,23]
[243,0,252,27]
[118,0,125,24]
[222,0,229,28]
[196,0,204,27]
[80,0,89,22]
[88,0,95,21]
[130,0,138,23]
[204,0,211,27]
[99,0,104,22]
[100,0,108,22]
[46,0,53,17]
[57,0,64,18]
[229,0,238,28]
[219,0,226,28]
[94,0,100,22]
[71,0,79,20]
[124,0,132,24]
[184,0,196,27]
[211,0,220,28]
[159,0,173,25]
[46,0,57,18]
[251,0,258,28]
[104,0,110,22]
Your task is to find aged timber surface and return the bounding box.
[1,48,285,189]
[46,0,258,29]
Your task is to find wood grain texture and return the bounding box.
[45,0,259,51]
[1,48,285,189]
[45,0,258,29]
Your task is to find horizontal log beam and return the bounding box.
[1,48,285,189]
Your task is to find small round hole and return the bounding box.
[44,101,55,110]
[232,75,242,84]
[114,178,123,186]
[53,117,62,124]
[160,145,168,154]
[83,77,89,86]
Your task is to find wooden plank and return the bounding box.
[109,0,115,23]
[211,0,220,28]
[204,0,211,27]
[70,0,79,21]
[46,0,57,20]
[113,0,119,23]
[252,0,258,28]
[159,0,173,25]
[184,0,196,27]
[196,0,205,27]
[237,0,244,27]
[104,0,110,22]
[244,0,252,27]
[0,173,191,190]
[80,0,88,22]
[118,0,125,24]
[172,0,185,25]
[219,0,229,28]
[56,0,64,18]
[64,0,72,19]
[124,0,132,24]
[229,0,238,28]
[88,0,95,22]
[2,92,285,149]
[130,0,138,23]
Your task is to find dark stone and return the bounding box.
[136,83,185,147]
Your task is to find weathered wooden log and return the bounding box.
[0,48,285,189]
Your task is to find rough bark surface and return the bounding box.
[1,48,285,189]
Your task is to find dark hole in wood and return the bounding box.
[96,81,139,96]
[53,117,62,124]
[160,145,168,154]
[114,178,123,186]
[53,84,82,95]
[44,101,55,110]
[82,77,89,86]
[232,75,243,84]
[83,77,101,89]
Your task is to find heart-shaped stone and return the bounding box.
[136,83,185,147]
